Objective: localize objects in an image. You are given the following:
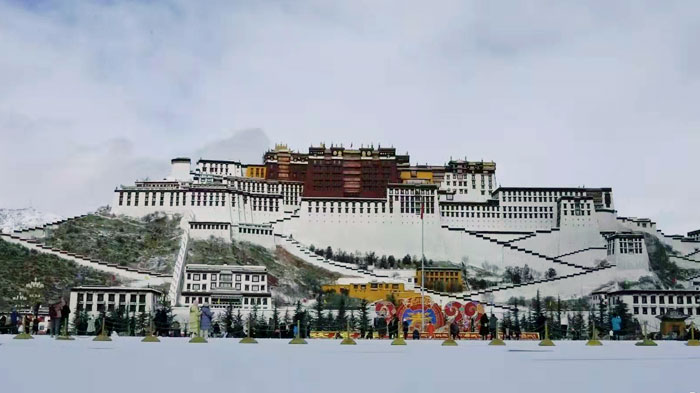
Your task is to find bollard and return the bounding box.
[391,325,407,346]
[538,321,555,346]
[93,315,112,342]
[142,318,160,343]
[56,319,75,341]
[240,318,258,344]
[586,325,602,346]
[289,320,308,344]
[13,331,33,340]
[489,322,505,346]
[189,326,207,343]
[341,320,357,345]
[688,322,699,347]
[635,322,657,346]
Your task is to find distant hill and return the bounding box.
[0,208,62,234]
[0,238,115,311]
[33,212,338,304]
[42,212,182,274]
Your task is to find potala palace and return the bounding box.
[99,144,700,314]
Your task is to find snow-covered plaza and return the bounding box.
[1,336,698,393]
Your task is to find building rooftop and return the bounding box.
[185,264,267,273]
[607,289,700,295]
[71,286,163,294]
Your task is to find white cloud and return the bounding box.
[0,0,698,233]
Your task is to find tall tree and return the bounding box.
[597,298,608,333]
[271,302,280,338]
[314,294,325,330]
[358,298,370,334]
[336,295,347,330]
[233,310,245,338]
[222,304,234,336]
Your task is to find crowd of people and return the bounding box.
[0,298,70,336]
[362,312,510,340]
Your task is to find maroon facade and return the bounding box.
[264,145,407,199]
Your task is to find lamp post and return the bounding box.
[25,278,44,315]
[12,292,30,340]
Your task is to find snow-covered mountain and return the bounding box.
[0,208,63,234]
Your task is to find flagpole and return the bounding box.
[421,194,425,334]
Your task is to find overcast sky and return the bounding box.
[1,1,698,235]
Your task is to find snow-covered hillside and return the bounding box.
[0,208,62,233]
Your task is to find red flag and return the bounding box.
[420,199,424,219]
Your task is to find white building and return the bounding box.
[107,144,700,306]
[688,230,700,242]
[181,264,272,311]
[69,286,163,317]
[604,289,700,331]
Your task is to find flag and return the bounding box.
[420,198,424,220]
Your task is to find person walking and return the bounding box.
[449,320,460,340]
[412,328,420,340]
[32,315,39,335]
[188,300,201,338]
[199,304,213,339]
[10,308,19,335]
[402,319,409,339]
[49,301,62,337]
[427,321,435,339]
[611,314,622,340]
[479,313,489,340]
[489,314,498,340]
[61,299,71,335]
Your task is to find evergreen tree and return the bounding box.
[597,298,608,333]
[587,309,596,339]
[513,305,520,333]
[222,304,235,336]
[555,296,563,338]
[502,312,512,335]
[349,310,357,330]
[293,300,303,323]
[325,246,333,259]
[532,290,543,322]
[283,309,291,328]
[314,294,325,330]
[72,309,90,335]
[336,295,347,331]
[255,307,268,338]
[232,310,245,338]
[271,302,280,338]
[359,298,370,334]
[519,313,528,332]
[379,255,388,269]
[248,305,259,337]
[154,299,174,335]
[388,255,396,269]
[135,311,150,336]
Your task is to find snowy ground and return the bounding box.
[1,336,699,393]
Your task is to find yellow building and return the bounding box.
[245,165,267,179]
[321,282,417,303]
[415,266,464,291]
